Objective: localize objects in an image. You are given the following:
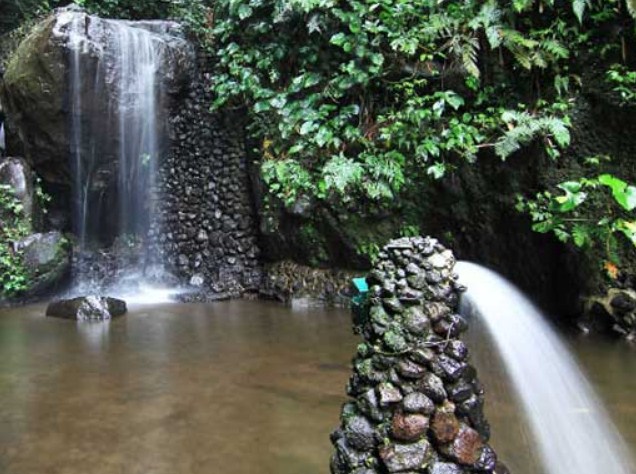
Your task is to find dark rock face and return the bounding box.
[330,236,501,474]
[0,8,193,192]
[151,50,262,295]
[582,288,636,339]
[46,295,126,321]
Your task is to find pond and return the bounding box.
[0,300,634,474]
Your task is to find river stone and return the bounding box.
[46,296,127,321]
[428,462,463,474]
[403,306,430,335]
[441,424,490,468]
[378,382,403,407]
[397,359,427,379]
[445,340,468,361]
[358,388,383,422]
[379,439,431,473]
[435,355,467,382]
[402,392,435,415]
[332,437,369,472]
[418,372,447,403]
[391,412,430,441]
[448,381,474,403]
[431,411,460,444]
[383,297,404,314]
[407,272,428,290]
[345,415,376,451]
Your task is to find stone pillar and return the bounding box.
[330,236,506,474]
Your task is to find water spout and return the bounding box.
[457,261,635,474]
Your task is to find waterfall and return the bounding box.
[65,11,179,299]
[457,261,635,474]
[112,22,161,242]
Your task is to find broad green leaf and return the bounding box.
[599,174,636,211]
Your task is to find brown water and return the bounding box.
[0,300,634,474]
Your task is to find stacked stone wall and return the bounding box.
[152,51,262,297]
[331,236,507,474]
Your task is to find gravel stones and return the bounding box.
[330,237,501,474]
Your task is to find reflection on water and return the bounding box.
[0,301,634,474]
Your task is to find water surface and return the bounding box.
[0,300,634,474]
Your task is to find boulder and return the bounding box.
[46,295,127,321]
[15,231,70,295]
[0,157,35,229]
[0,7,194,192]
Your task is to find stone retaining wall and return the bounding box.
[151,51,262,296]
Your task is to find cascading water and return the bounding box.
[457,261,635,474]
[113,23,161,242]
[63,9,190,301]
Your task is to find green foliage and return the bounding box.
[356,241,381,265]
[205,0,628,210]
[0,184,30,296]
[496,108,571,160]
[518,171,636,266]
[607,64,636,105]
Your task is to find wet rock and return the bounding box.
[332,437,369,472]
[0,157,35,229]
[435,355,467,382]
[431,411,461,444]
[384,297,404,314]
[418,372,447,403]
[345,415,377,451]
[358,388,383,422]
[379,439,431,472]
[46,295,127,321]
[407,272,428,290]
[16,231,70,295]
[402,392,435,415]
[441,424,494,469]
[384,330,408,353]
[448,381,473,403]
[190,273,205,287]
[444,341,468,361]
[397,359,427,379]
[610,291,636,313]
[403,306,430,335]
[378,383,403,407]
[391,412,430,441]
[428,462,463,474]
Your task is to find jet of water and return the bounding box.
[457,261,635,474]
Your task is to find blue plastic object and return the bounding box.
[352,277,369,295]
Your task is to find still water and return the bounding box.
[0,300,634,474]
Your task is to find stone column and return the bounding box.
[330,236,506,474]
